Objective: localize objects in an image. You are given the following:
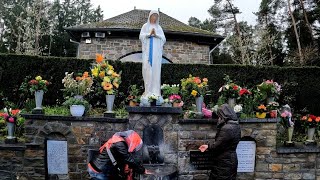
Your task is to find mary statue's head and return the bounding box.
[149,13,158,24]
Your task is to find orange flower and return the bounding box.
[83,72,89,78]
[258,105,267,111]
[301,116,307,120]
[99,71,105,78]
[76,76,82,81]
[103,83,113,91]
[316,117,320,122]
[11,109,20,116]
[96,54,104,63]
[112,72,120,78]
[308,118,313,122]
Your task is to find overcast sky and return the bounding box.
[90,0,260,25]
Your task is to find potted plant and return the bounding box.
[161,84,180,107]
[127,85,140,107]
[20,76,50,110]
[218,75,241,108]
[181,75,209,112]
[267,102,279,118]
[0,108,20,140]
[280,105,294,144]
[169,94,183,107]
[256,104,267,118]
[301,114,319,143]
[148,94,159,106]
[63,97,89,117]
[91,54,122,112]
[257,80,281,103]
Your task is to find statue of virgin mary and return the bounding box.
[139,10,166,106]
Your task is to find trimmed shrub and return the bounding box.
[1,54,320,113]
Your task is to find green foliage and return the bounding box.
[114,107,129,119]
[43,106,70,116]
[2,54,320,113]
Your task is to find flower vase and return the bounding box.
[70,105,85,117]
[306,127,316,142]
[267,97,275,104]
[287,126,294,143]
[150,100,157,106]
[228,98,236,108]
[35,90,44,109]
[196,96,204,112]
[6,122,15,139]
[270,110,278,118]
[106,95,115,112]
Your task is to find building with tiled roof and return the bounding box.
[65,9,224,64]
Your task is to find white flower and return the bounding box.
[164,98,169,103]
[4,108,8,113]
[225,85,230,90]
[234,105,243,113]
[218,87,223,92]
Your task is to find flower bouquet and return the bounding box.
[28,76,50,93]
[257,80,281,102]
[256,104,267,118]
[301,114,319,142]
[91,54,122,95]
[62,72,93,97]
[0,108,21,139]
[218,75,241,107]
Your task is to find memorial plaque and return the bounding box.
[190,151,215,170]
[47,140,68,174]
[236,141,256,172]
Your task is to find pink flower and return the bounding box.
[169,94,181,101]
[266,80,274,84]
[8,117,15,123]
[202,108,212,118]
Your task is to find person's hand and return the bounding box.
[145,169,152,174]
[150,28,155,36]
[199,145,208,152]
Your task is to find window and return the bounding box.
[119,52,172,64]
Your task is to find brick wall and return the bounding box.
[78,37,210,64]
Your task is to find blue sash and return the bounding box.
[149,36,153,67]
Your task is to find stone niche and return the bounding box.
[127,107,181,180]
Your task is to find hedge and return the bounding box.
[1,53,320,113]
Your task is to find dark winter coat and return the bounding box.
[209,104,241,180]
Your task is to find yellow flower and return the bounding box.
[35,76,42,81]
[103,83,113,91]
[198,84,203,88]
[191,90,198,97]
[91,67,99,77]
[107,70,114,75]
[103,76,111,83]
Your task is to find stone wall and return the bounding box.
[1,114,320,180]
[78,37,210,64]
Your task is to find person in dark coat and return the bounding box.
[88,130,146,180]
[199,104,241,180]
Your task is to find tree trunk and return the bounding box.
[35,0,42,55]
[226,0,245,64]
[287,0,303,65]
[298,0,315,44]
